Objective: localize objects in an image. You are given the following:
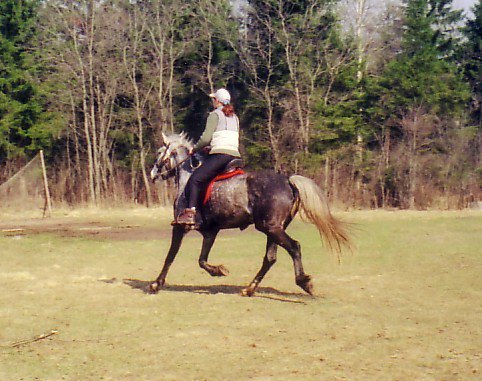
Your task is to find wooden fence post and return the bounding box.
[40,150,52,217]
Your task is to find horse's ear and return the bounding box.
[177,131,187,147]
[161,131,169,145]
[180,131,192,146]
[181,131,191,143]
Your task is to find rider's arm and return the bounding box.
[193,112,218,152]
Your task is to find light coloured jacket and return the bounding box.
[194,107,240,157]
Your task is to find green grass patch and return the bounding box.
[0,209,480,380]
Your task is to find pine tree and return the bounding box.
[460,0,482,128]
[361,0,471,209]
[0,0,52,162]
[245,0,351,157]
[372,0,469,118]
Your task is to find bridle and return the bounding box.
[151,143,196,181]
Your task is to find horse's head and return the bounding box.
[150,132,194,182]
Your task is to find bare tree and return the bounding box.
[224,3,283,169]
[182,0,238,95]
[272,0,352,154]
[123,5,155,206]
[44,0,125,204]
[146,0,192,134]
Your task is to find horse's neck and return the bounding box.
[174,159,194,213]
[175,152,205,193]
[177,167,191,195]
[173,152,207,213]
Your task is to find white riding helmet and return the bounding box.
[209,88,231,105]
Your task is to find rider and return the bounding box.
[175,88,241,226]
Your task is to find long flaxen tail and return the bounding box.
[289,175,351,258]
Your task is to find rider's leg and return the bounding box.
[176,154,234,225]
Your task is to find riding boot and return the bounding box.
[174,207,197,226]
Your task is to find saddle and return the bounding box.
[202,158,245,205]
[223,158,244,173]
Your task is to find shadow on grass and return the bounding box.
[119,278,313,304]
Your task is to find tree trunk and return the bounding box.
[408,116,418,210]
[79,53,96,204]
[266,95,281,171]
[324,157,330,198]
[124,11,153,207]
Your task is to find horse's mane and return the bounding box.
[164,132,194,150]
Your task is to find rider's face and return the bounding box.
[212,98,221,108]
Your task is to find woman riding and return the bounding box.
[175,88,241,226]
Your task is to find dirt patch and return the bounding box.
[0,218,168,241]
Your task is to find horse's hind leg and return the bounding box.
[149,225,185,293]
[268,228,313,295]
[241,237,277,297]
[199,229,229,277]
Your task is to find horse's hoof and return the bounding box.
[215,265,230,277]
[148,282,160,294]
[240,287,255,297]
[303,283,314,296]
[207,264,230,277]
[296,275,314,295]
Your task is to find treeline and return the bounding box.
[0,0,480,209]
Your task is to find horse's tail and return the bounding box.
[289,175,351,257]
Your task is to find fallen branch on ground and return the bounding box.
[5,330,58,348]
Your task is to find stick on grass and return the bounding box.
[7,330,58,348]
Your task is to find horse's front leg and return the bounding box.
[199,228,229,277]
[149,225,186,293]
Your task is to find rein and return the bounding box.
[154,152,195,179]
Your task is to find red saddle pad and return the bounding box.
[202,169,245,205]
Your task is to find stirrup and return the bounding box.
[174,208,196,226]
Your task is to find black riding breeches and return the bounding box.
[186,153,236,209]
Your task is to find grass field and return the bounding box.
[0,208,480,380]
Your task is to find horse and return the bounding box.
[149,132,351,296]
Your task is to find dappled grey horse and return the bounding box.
[149,133,350,296]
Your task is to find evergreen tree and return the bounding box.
[460,0,482,128]
[360,0,472,208]
[369,0,469,120]
[244,0,352,161]
[0,0,53,162]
